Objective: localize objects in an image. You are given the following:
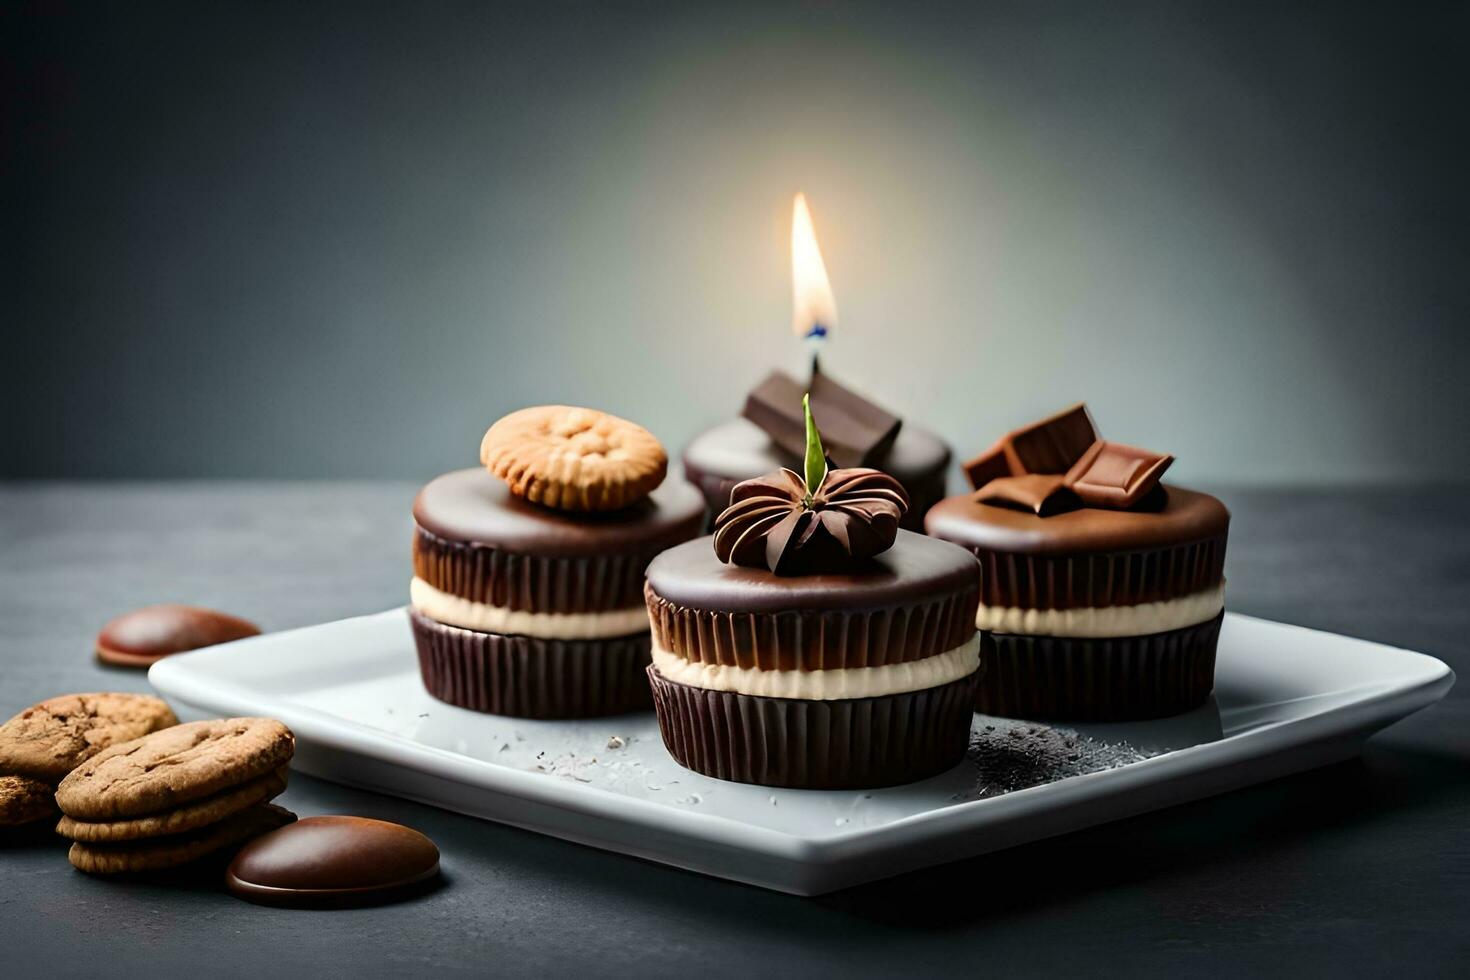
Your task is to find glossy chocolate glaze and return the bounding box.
[413,468,705,558]
[925,485,1229,556]
[681,417,950,531]
[645,529,979,614]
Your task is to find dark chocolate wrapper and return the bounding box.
[977,613,1222,721]
[964,535,1227,610]
[647,667,980,790]
[410,609,652,718]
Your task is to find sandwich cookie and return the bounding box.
[55,718,295,873]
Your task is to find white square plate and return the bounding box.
[149,610,1452,895]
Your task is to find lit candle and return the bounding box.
[790,192,838,374]
[681,190,951,533]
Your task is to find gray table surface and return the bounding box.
[2,482,1466,978]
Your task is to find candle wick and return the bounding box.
[805,332,825,381]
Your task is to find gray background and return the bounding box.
[7,0,1468,484]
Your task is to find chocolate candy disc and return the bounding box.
[96,604,261,668]
[226,815,440,908]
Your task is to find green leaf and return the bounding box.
[803,393,827,499]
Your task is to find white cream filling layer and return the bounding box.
[409,577,650,639]
[651,635,981,701]
[976,583,1225,638]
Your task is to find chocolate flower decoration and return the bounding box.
[714,467,909,574]
[715,394,909,573]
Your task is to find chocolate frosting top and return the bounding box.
[414,467,705,558]
[646,529,980,614]
[925,484,1229,556]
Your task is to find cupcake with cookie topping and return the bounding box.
[646,397,983,789]
[409,406,704,717]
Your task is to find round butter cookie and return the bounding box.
[480,406,667,512]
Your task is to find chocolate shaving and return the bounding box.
[713,467,908,574]
[741,370,901,467]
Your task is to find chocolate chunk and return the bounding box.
[973,474,1077,516]
[1064,440,1173,508]
[226,815,441,908]
[741,369,901,468]
[96,605,261,668]
[1003,403,1098,474]
[961,439,1013,490]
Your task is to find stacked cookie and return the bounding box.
[409,406,705,717]
[55,718,297,873]
[0,693,178,829]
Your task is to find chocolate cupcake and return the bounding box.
[648,397,982,789]
[410,406,704,718]
[683,367,951,532]
[927,404,1230,721]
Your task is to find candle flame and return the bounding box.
[791,192,837,340]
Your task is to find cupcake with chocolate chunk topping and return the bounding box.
[410,406,704,717]
[927,404,1230,721]
[646,397,983,789]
